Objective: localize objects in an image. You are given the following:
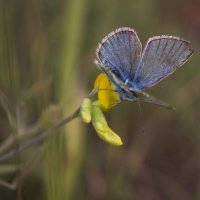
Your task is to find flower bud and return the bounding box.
[80,98,92,123]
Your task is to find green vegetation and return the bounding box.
[0,0,199,199]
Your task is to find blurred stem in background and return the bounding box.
[44,0,88,200]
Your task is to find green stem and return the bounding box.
[0,108,80,162]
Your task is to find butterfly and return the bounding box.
[95,27,194,110]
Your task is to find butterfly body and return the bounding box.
[95,27,194,109]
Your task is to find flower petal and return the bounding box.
[91,101,123,146]
[94,73,120,111]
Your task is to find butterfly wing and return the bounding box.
[132,36,194,91]
[96,27,142,82]
[134,91,176,110]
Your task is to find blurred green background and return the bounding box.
[0,0,200,199]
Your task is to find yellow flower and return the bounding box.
[94,73,120,111]
[80,73,123,146]
[91,101,123,146]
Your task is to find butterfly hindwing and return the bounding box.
[133,36,194,90]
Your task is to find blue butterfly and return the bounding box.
[95,27,194,109]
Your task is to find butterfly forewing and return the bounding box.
[133,36,194,90]
[96,27,142,81]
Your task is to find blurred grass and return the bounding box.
[44,0,88,200]
[0,0,200,200]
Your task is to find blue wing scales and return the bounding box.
[96,27,142,81]
[132,36,193,90]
